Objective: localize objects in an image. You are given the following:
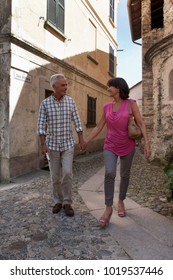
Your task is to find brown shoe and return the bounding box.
[52,203,62,214]
[63,204,74,217]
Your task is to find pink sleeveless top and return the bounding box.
[103,99,136,156]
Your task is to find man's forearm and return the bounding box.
[77,131,84,143]
[39,135,46,146]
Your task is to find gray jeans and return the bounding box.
[103,148,135,206]
[49,147,74,205]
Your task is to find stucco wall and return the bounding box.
[11,0,117,85]
[0,0,118,181]
[4,44,109,179]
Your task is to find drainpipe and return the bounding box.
[127,0,142,46]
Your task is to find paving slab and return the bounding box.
[79,163,173,260]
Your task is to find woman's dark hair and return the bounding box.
[107,77,130,99]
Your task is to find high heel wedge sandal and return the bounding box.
[118,208,126,217]
[99,209,113,228]
[117,203,126,217]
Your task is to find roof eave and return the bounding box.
[127,0,141,42]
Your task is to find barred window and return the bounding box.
[87,96,96,127]
[151,0,163,29]
[47,0,65,33]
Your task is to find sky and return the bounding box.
[116,0,142,88]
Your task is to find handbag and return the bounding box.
[127,99,142,139]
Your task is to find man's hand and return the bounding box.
[41,144,49,155]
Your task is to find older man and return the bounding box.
[38,74,84,216]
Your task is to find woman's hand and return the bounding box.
[79,140,88,151]
[144,141,150,160]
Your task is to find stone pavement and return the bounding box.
[79,165,173,260]
[0,149,173,260]
[0,152,129,260]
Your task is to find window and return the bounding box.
[47,0,65,33]
[109,44,115,77]
[110,0,115,22]
[169,70,173,101]
[151,0,164,29]
[45,89,53,99]
[87,96,96,127]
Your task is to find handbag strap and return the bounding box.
[127,99,133,116]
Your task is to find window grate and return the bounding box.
[87,96,96,127]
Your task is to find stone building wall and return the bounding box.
[0,0,11,180]
[142,0,173,162]
[0,43,11,180]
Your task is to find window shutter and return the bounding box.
[48,0,56,25]
[110,0,114,22]
[47,0,65,32]
[87,96,96,126]
[109,45,114,76]
[58,0,65,32]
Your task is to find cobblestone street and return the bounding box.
[0,148,172,260]
[128,149,173,219]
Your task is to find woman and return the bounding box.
[82,78,150,227]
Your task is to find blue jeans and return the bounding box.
[49,147,74,205]
[103,149,135,206]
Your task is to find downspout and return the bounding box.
[127,0,142,46]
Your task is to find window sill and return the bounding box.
[44,21,66,42]
[109,17,115,28]
[87,54,98,65]
[108,71,114,78]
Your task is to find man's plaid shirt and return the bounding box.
[37,95,83,151]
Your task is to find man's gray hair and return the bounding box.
[50,74,65,87]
